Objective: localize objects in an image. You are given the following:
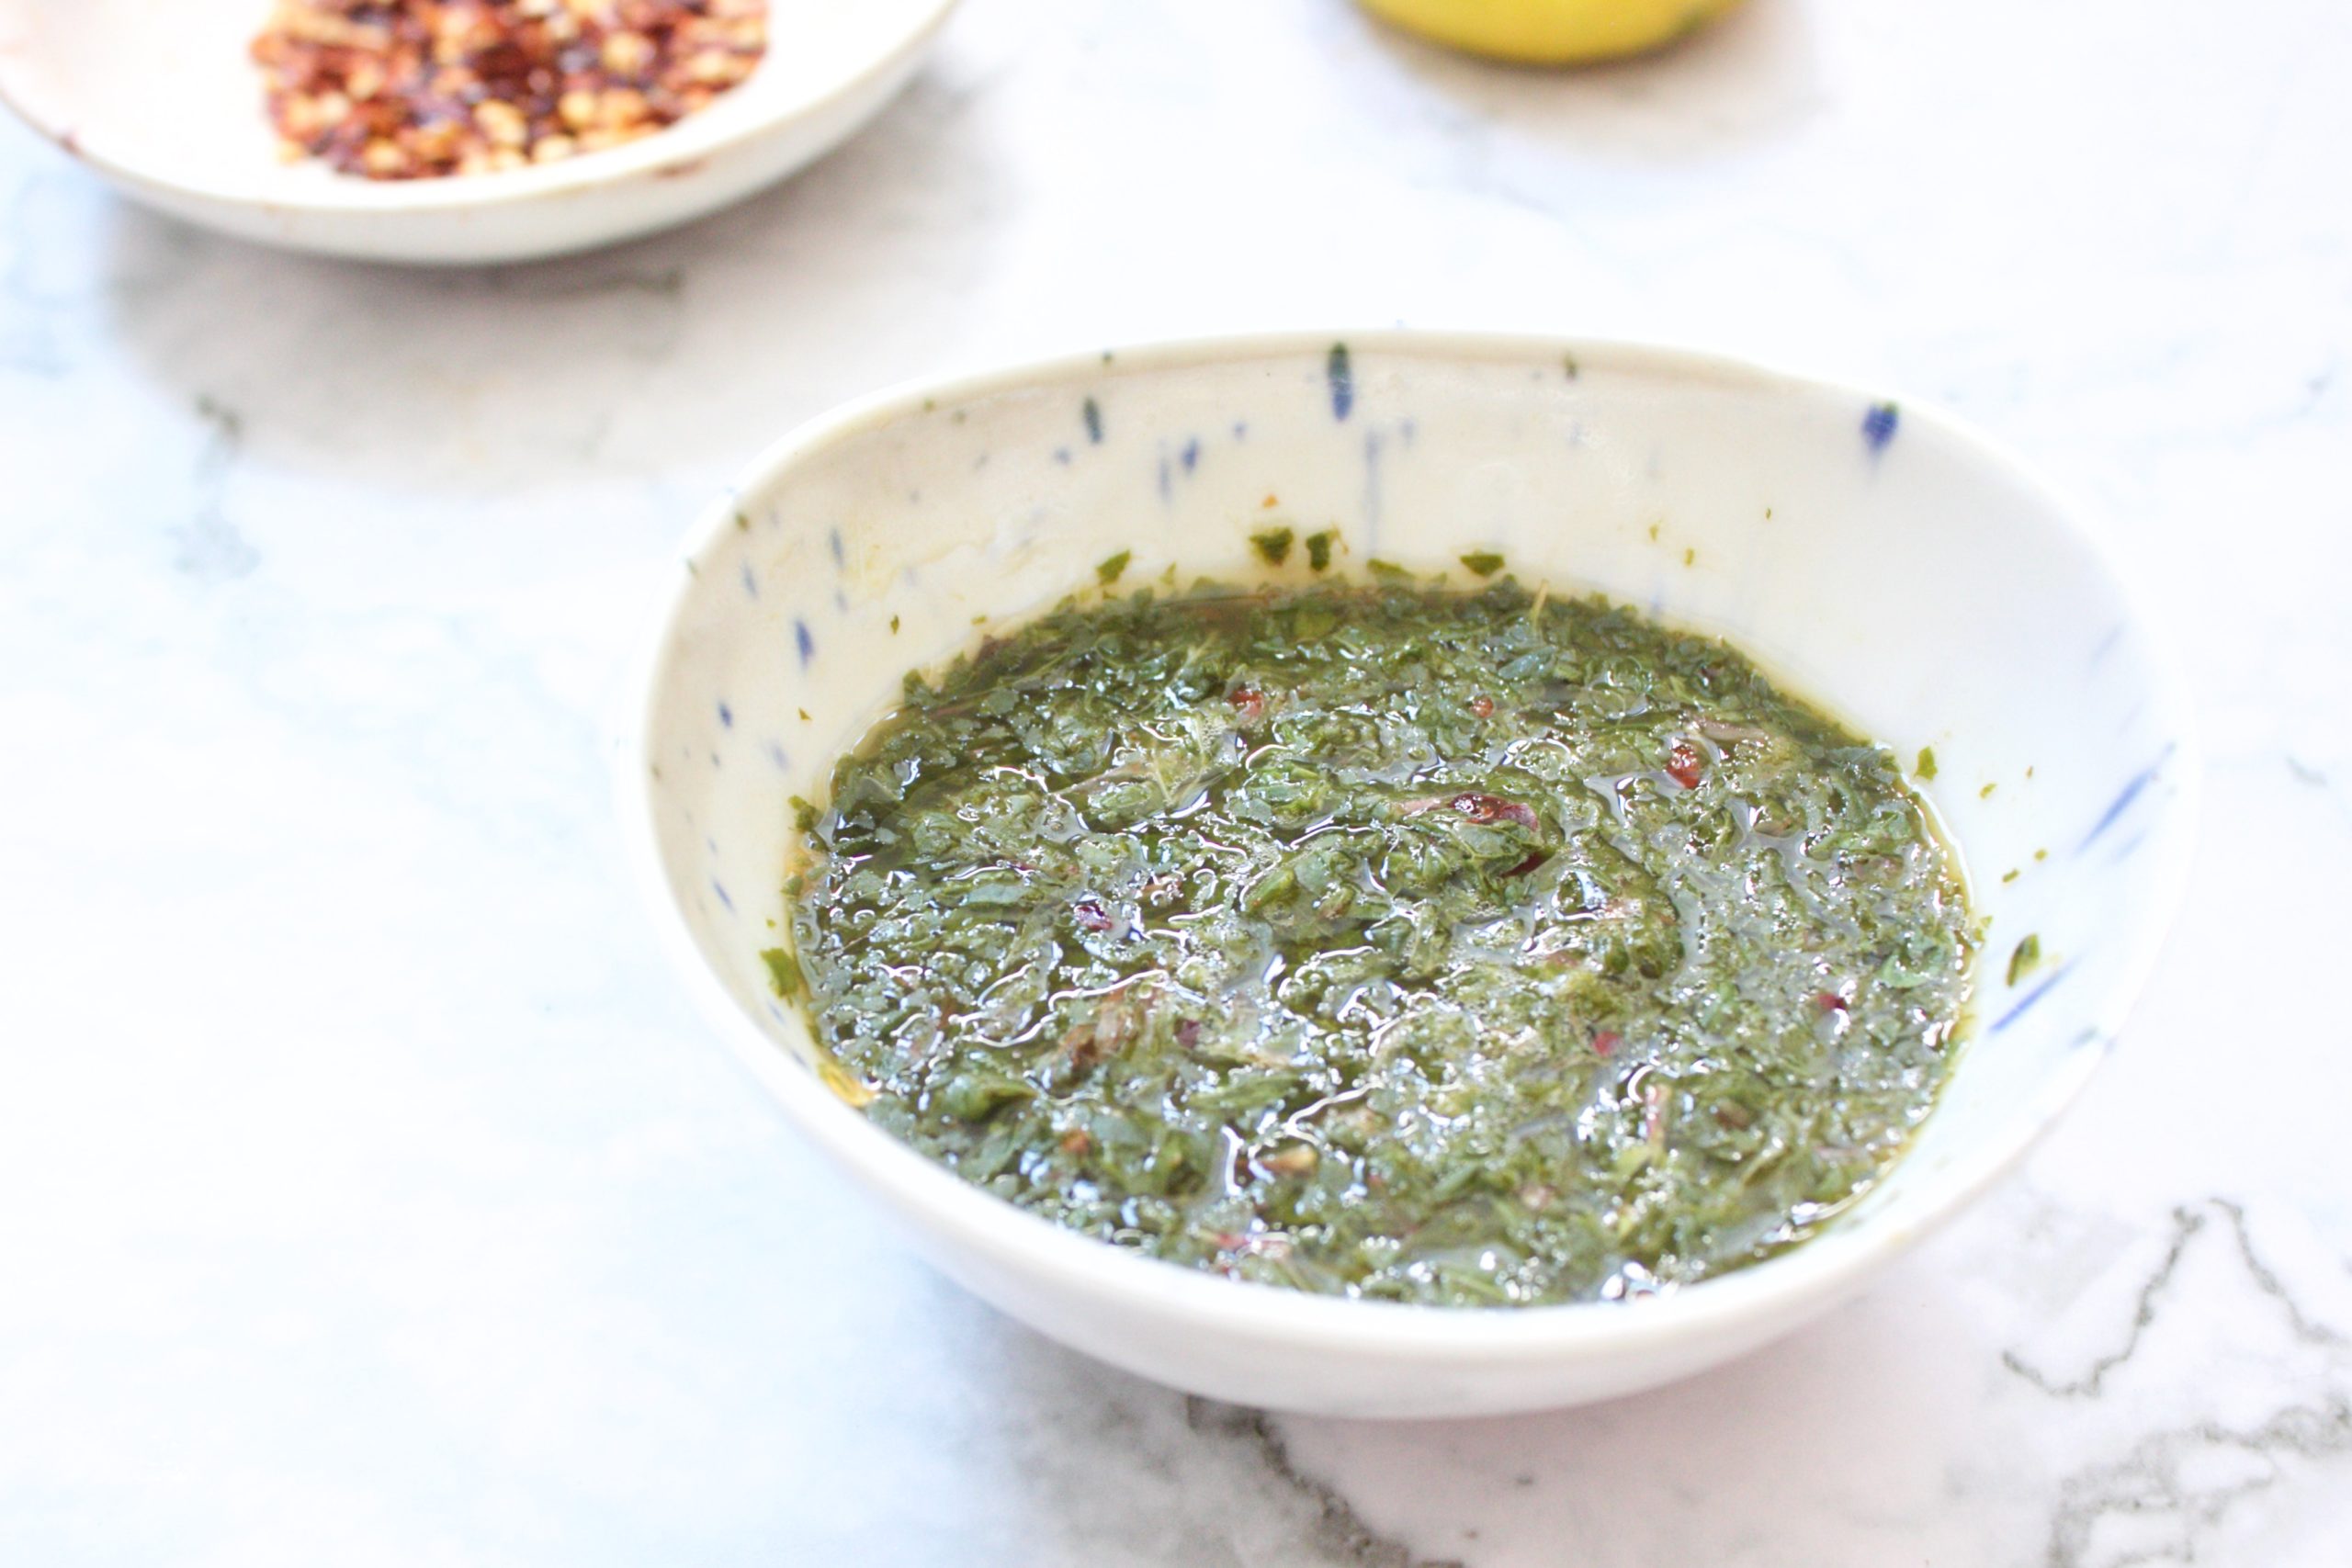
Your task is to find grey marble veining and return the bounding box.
[4,1,2350,1562]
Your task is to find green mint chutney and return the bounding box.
[775,578,1973,1307]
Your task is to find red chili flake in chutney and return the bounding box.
[1666,741,1705,789]
[1442,792,1540,830]
[1228,685,1267,724]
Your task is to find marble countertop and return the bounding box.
[6,1,2349,1562]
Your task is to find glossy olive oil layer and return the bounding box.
[780,581,1972,1307]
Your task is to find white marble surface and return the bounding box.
[4,1,2349,1562]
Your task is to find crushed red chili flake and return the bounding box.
[1071,899,1113,932]
[1227,685,1267,724]
[1469,695,1495,718]
[1665,740,1705,790]
[252,0,769,181]
[1593,1030,1621,1057]
[1815,991,1849,1013]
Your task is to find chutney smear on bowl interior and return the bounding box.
[769,569,1973,1307]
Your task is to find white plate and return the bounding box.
[622,332,2199,1417]
[0,0,959,263]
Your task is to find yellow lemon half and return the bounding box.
[1358,0,1745,64]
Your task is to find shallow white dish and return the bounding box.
[0,0,958,264]
[622,333,2197,1418]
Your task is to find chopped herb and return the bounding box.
[1096,550,1131,585]
[2002,868,2019,883]
[1364,558,1409,580]
[1459,551,1506,577]
[889,615,900,634]
[2007,933,2041,987]
[760,946,805,998]
[733,512,751,532]
[1305,530,1337,572]
[1683,547,1696,567]
[1251,527,1295,567]
[1916,747,1938,780]
[1980,782,1997,799]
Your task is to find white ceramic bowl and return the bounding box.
[622,333,2197,1418]
[0,0,958,264]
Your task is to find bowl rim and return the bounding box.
[616,328,2202,1359]
[0,0,960,217]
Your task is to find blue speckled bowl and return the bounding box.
[621,333,2198,1417]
